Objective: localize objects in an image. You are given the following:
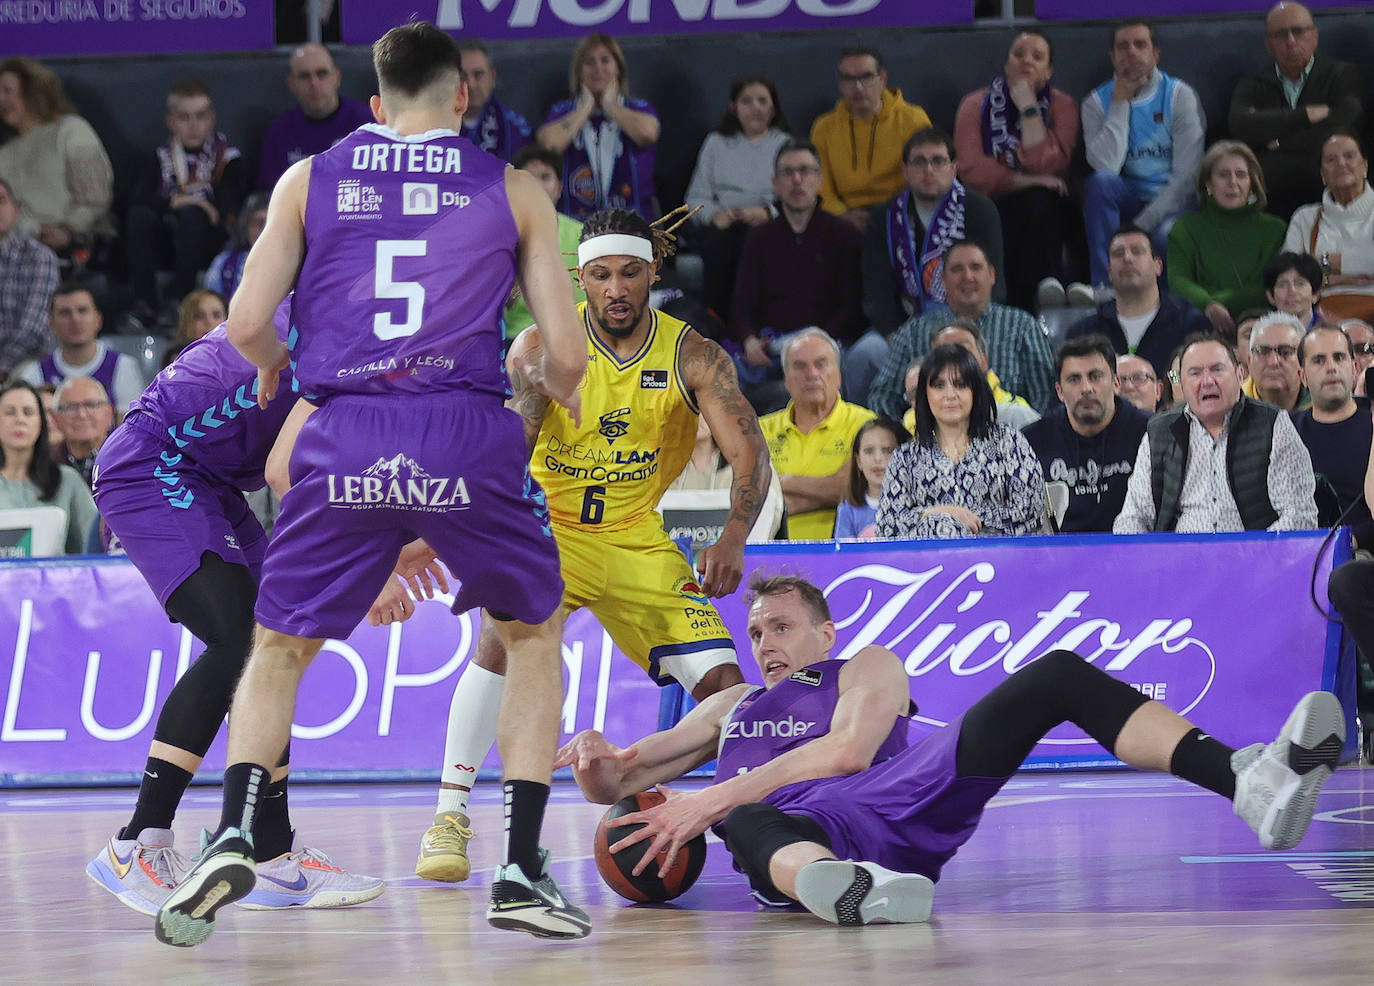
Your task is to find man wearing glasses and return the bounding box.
[1228,1,1364,220]
[1117,354,1164,413]
[809,47,930,233]
[1244,311,1310,412]
[50,376,112,488]
[1340,318,1374,395]
[1114,333,1316,533]
[1067,225,1209,382]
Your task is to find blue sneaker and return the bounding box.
[154,828,255,948]
[86,827,191,916]
[238,837,384,909]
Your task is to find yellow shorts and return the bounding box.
[555,515,737,692]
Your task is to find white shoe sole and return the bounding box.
[154,853,256,947]
[1256,692,1345,850]
[236,880,385,910]
[795,860,934,926]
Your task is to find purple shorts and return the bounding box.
[255,392,563,639]
[93,416,267,606]
[770,715,1009,881]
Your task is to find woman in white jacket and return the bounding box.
[1284,132,1374,322]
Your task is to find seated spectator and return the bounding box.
[1117,353,1163,412]
[0,58,114,263]
[257,43,373,190]
[1342,317,1374,395]
[126,79,245,325]
[1293,323,1372,543]
[1081,21,1205,289]
[1283,132,1374,322]
[954,30,1081,312]
[868,239,1054,418]
[457,39,531,163]
[863,128,1004,339]
[759,328,875,540]
[503,145,585,340]
[1264,250,1323,326]
[1067,225,1210,379]
[1228,2,1364,221]
[536,34,658,220]
[666,413,785,541]
[876,343,1045,539]
[1245,311,1310,411]
[15,281,141,415]
[685,75,792,318]
[1024,335,1153,532]
[160,288,227,368]
[834,416,908,539]
[901,318,1039,434]
[810,47,931,231]
[0,176,59,379]
[1114,334,1317,532]
[35,382,61,447]
[204,191,267,303]
[1168,140,1286,339]
[1235,306,1271,378]
[49,376,112,488]
[0,379,97,555]
[729,140,867,409]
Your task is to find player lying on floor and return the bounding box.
[555,572,1345,926]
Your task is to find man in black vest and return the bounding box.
[1113,334,1317,532]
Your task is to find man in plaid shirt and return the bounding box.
[867,239,1055,418]
[0,176,59,378]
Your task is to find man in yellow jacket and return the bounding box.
[810,47,931,232]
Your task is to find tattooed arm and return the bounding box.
[679,330,771,598]
[505,326,555,453]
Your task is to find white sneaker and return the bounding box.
[237,837,385,909]
[794,859,934,926]
[1066,281,1098,308]
[1036,277,1066,310]
[86,827,191,916]
[1234,691,1344,850]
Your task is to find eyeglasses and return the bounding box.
[776,166,821,179]
[1250,344,1298,360]
[1266,25,1315,41]
[55,400,109,414]
[837,71,880,86]
[1352,342,1374,356]
[1119,372,1157,386]
[906,155,952,170]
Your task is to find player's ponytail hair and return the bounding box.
[578,205,700,266]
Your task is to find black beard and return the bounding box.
[590,302,645,339]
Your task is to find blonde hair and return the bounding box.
[568,33,629,97]
[175,288,227,344]
[1197,140,1268,210]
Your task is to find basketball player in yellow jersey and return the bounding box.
[411,208,772,882]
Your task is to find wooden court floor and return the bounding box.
[2,768,1373,985]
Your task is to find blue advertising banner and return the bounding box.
[341,0,971,46]
[1,0,275,58]
[0,530,1348,786]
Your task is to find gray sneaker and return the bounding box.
[795,859,934,926]
[86,827,191,916]
[487,848,591,940]
[1036,277,1067,311]
[1234,692,1344,850]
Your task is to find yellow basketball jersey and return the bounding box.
[533,303,699,533]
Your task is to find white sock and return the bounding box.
[435,663,506,816]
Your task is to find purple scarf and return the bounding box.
[980,76,1051,171]
[885,181,967,311]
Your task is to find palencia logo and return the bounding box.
[434,0,884,29]
[722,715,816,741]
[327,454,471,511]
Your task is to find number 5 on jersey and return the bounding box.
[374,240,427,340]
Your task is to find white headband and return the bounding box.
[577,233,654,267]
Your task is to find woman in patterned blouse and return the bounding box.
[875,343,1046,538]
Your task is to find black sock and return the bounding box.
[252,777,294,862]
[1169,727,1239,799]
[121,757,194,839]
[216,762,270,843]
[503,780,549,880]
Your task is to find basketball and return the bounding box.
[593,791,707,903]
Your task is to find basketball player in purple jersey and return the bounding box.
[558,574,1345,926]
[86,302,391,917]
[154,22,588,947]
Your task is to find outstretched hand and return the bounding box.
[606,785,723,878]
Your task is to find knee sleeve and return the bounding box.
[956,649,1150,778]
[153,553,258,756]
[720,802,831,904]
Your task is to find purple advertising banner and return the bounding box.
[0,531,1346,786]
[2,0,275,58]
[341,0,971,45]
[1037,0,1364,18]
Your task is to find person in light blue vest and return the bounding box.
[1082,21,1205,289]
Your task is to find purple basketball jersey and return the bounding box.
[126,302,297,491]
[715,660,910,789]
[293,124,516,399]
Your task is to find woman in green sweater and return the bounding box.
[1167,140,1286,340]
